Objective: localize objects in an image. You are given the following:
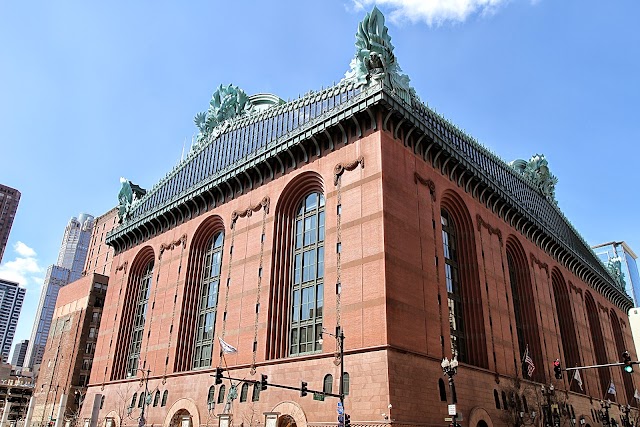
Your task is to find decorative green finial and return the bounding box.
[509,154,559,203]
[117,177,146,224]
[342,6,414,96]
[194,84,255,145]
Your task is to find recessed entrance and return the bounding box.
[277,415,297,427]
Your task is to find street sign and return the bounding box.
[338,415,345,423]
[445,418,453,422]
[313,392,325,401]
[448,404,457,416]
[337,402,344,415]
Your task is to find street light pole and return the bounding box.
[441,357,459,427]
[601,400,612,427]
[128,368,151,427]
[338,326,345,410]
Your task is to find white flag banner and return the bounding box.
[607,381,616,395]
[219,337,238,354]
[634,389,640,400]
[573,369,583,391]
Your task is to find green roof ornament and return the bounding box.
[606,257,627,289]
[117,177,147,224]
[510,154,559,203]
[343,7,415,98]
[194,84,255,145]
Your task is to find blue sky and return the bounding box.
[1,0,639,354]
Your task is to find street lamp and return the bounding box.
[600,400,613,427]
[318,326,346,410]
[127,369,151,427]
[541,385,557,427]
[441,357,459,427]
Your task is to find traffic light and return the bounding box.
[214,367,224,385]
[345,414,351,427]
[553,359,562,379]
[260,374,268,391]
[622,351,634,373]
[300,381,308,397]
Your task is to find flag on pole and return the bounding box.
[607,381,616,395]
[573,369,583,391]
[218,337,238,354]
[634,389,640,401]
[523,345,535,378]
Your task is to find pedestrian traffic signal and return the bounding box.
[300,381,308,397]
[344,414,351,427]
[622,351,634,373]
[214,367,224,385]
[260,374,268,391]
[553,359,562,379]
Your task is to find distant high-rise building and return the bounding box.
[0,184,21,264]
[23,266,70,369]
[0,279,25,361]
[24,213,93,370]
[57,213,95,282]
[10,339,28,367]
[593,241,640,306]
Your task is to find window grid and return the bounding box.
[289,193,325,356]
[126,260,154,377]
[193,232,224,369]
[441,210,467,362]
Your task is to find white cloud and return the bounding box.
[353,0,512,25]
[14,241,36,258]
[0,242,44,289]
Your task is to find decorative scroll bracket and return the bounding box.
[414,172,436,201]
[159,234,188,260]
[334,156,365,186]
[476,214,503,245]
[231,196,271,229]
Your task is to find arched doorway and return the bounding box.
[277,415,296,427]
[477,421,489,427]
[169,409,192,427]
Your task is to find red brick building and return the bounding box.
[80,8,636,427]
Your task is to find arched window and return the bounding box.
[207,386,215,407]
[439,379,447,402]
[585,292,611,399]
[161,390,168,407]
[552,270,581,392]
[126,259,154,377]
[506,237,544,383]
[494,390,500,409]
[153,390,160,407]
[522,395,528,413]
[193,232,224,369]
[240,383,249,402]
[138,392,144,408]
[217,385,226,404]
[501,391,508,410]
[289,193,325,356]
[610,310,635,404]
[252,383,260,402]
[343,372,350,396]
[323,374,333,394]
[441,208,467,362]
[100,396,105,409]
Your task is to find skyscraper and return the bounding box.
[0,184,21,264]
[56,213,95,282]
[0,279,25,362]
[23,213,94,369]
[10,339,28,367]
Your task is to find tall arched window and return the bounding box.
[153,390,160,407]
[193,232,224,369]
[506,237,544,382]
[217,385,226,404]
[130,393,137,409]
[323,374,333,394]
[439,379,447,402]
[585,292,611,399]
[252,383,260,402]
[552,269,581,392]
[343,372,350,396]
[289,193,325,356]
[610,310,635,404]
[240,383,249,402]
[126,259,154,377]
[207,386,215,408]
[161,390,168,407]
[441,209,467,362]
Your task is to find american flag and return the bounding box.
[523,345,535,378]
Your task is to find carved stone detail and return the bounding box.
[231,196,270,229]
[115,261,128,274]
[334,156,365,185]
[598,302,609,314]
[159,234,188,260]
[568,281,583,298]
[414,172,436,201]
[530,254,549,276]
[476,215,503,244]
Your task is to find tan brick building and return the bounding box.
[79,8,636,427]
